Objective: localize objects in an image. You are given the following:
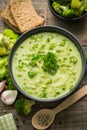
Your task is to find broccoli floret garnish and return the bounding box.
[42,52,59,75]
[15,98,35,116]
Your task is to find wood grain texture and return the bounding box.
[0,0,87,130]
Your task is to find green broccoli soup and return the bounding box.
[12,32,82,99]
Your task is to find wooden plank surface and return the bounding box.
[0,0,87,130]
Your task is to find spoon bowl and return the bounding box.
[32,85,87,130]
[32,109,55,130]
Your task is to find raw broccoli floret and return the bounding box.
[0,56,8,66]
[3,29,19,50]
[15,98,35,116]
[0,29,19,54]
[0,47,8,56]
[0,66,7,81]
[0,56,16,90]
[5,70,16,90]
[0,34,8,56]
[0,57,7,80]
[3,29,19,39]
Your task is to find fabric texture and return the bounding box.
[0,113,17,130]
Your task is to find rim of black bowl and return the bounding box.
[8,25,86,102]
[48,0,87,21]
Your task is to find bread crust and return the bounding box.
[0,4,18,28]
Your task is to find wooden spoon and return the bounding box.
[32,85,87,130]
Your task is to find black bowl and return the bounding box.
[8,26,86,102]
[48,0,87,22]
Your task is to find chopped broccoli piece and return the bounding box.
[45,79,52,84]
[0,56,16,90]
[28,71,37,78]
[63,9,76,18]
[71,0,82,9]
[69,56,78,64]
[15,98,35,116]
[42,52,59,75]
[52,2,63,14]
[59,39,66,46]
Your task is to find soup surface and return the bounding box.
[12,32,82,99]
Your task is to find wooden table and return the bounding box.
[0,0,87,130]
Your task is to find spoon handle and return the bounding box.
[53,85,87,114]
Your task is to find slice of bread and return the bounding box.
[0,4,17,29]
[9,0,45,33]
